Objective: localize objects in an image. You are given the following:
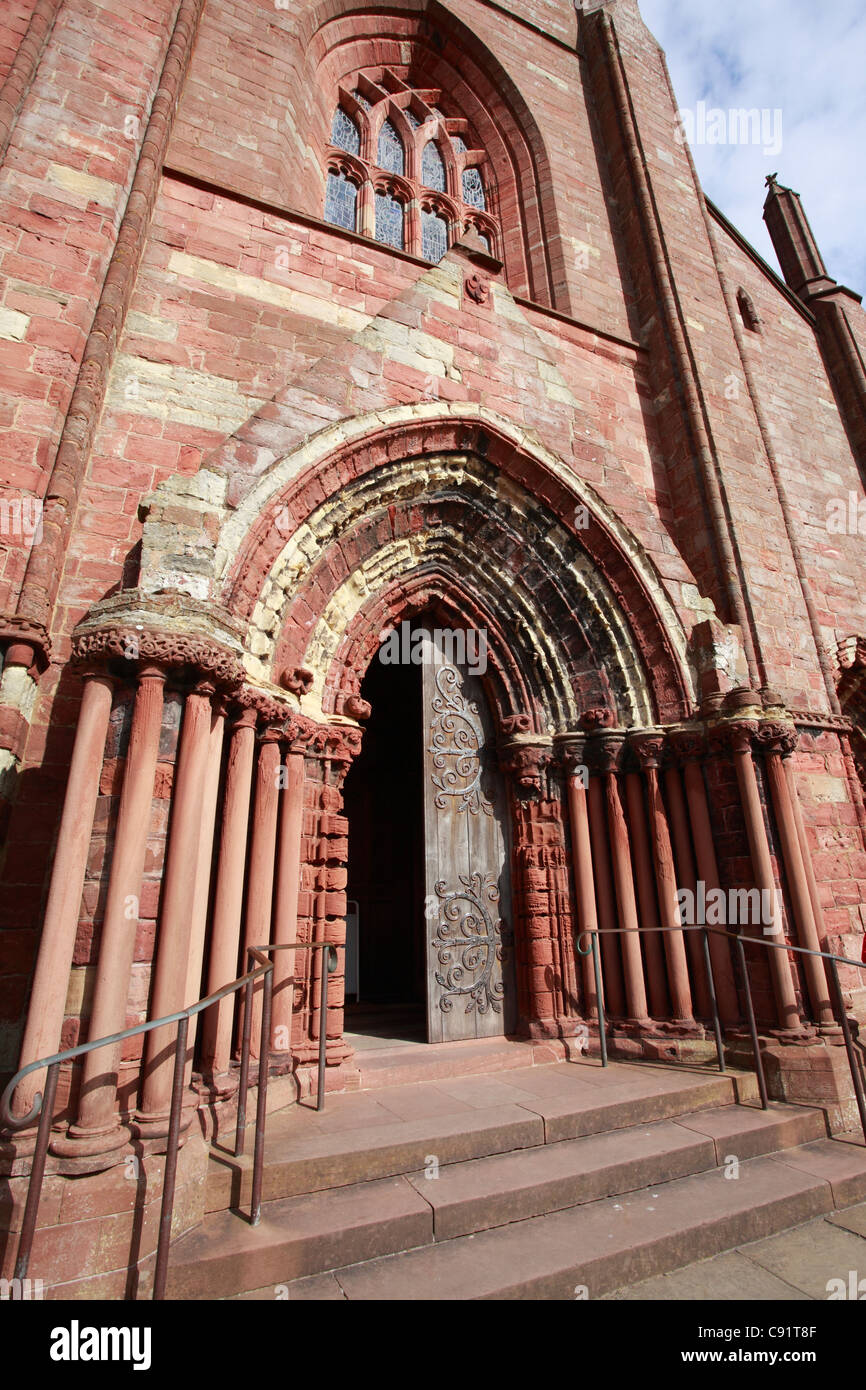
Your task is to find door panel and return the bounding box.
[420,629,515,1041]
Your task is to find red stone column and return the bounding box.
[136,681,215,1132]
[200,706,257,1076]
[561,738,600,1016]
[624,769,669,1019]
[14,670,114,1117]
[670,731,740,1025]
[241,725,282,1060]
[757,724,835,1030]
[67,664,166,1147]
[632,736,695,1026]
[720,721,803,1035]
[597,734,649,1026]
[585,764,625,1017]
[271,734,308,1054]
[661,758,712,1020]
[183,697,227,1072]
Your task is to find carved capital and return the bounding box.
[0,615,51,674]
[499,739,551,797]
[555,733,588,776]
[630,730,668,770]
[709,718,758,756]
[668,727,707,764]
[753,720,799,758]
[585,731,625,776]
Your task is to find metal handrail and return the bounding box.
[576,922,866,1143]
[0,937,340,1299]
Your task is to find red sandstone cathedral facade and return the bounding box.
[0,0,865,1297]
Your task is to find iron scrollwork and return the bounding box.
[431,873,508,1015]
[428,662,493,815]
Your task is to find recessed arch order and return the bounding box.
[215,408,694,732]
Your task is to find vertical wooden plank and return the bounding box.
[421,626,515,1042]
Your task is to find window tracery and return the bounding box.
[323,69,499,263]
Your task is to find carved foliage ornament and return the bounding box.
[71,628,245,688]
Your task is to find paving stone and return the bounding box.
[603,1250,812,1301]
[739,1220,866,1301]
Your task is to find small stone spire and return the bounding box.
[762,172,834,299]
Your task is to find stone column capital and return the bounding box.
[585,730,625,775]
[753,720,799,758]
[498,737,552,798]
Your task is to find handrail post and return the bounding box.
[735,934,769,1110]
[13,1060,59,1281]
[316,945,331,1112]
[152,1014,188,1301]
[250,963,273,1226]
[591,931,607,1067]
[829,956,866,1145]
[235,972,254,1157]
[702,927,726,1074]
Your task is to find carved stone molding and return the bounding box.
[580,707,616,732]
[71,590,246,689]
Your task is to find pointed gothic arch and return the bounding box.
[300,0,571,308]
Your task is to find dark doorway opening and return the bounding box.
[343,648,426,1046]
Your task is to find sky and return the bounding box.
[638,0,866,293]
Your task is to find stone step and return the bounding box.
[319,1139,866,1302]
[403,1104,826,1242]
[172,1102,827,1300]
[206,1063,757,1213]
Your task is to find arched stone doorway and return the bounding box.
[343,617,517,1046]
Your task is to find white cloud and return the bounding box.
[638,0,866,293]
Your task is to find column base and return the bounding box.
[50,1119,131,1164]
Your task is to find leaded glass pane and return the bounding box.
[462,166,485,210]
[352,89,371,111]
[331,107,360,155]
[477,231,491,253]
[421,209,448,262]
[452,134,468,154]
[377,120,404,173]
[405,109,421,129]
[375,191,404,249]
[421,141,446,191]
[324,171,357,232]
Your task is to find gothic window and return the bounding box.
[377,120,404,174]
[421,209,448,263]
[324,72,500,264]
[421,141,446,191]
[331,107,360,156]
[462,166,485,210]
[375,190,404,249]
[324,171,358,232]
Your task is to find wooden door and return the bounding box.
[420,628,515,1041]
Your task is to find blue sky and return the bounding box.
[638,0,866,293]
